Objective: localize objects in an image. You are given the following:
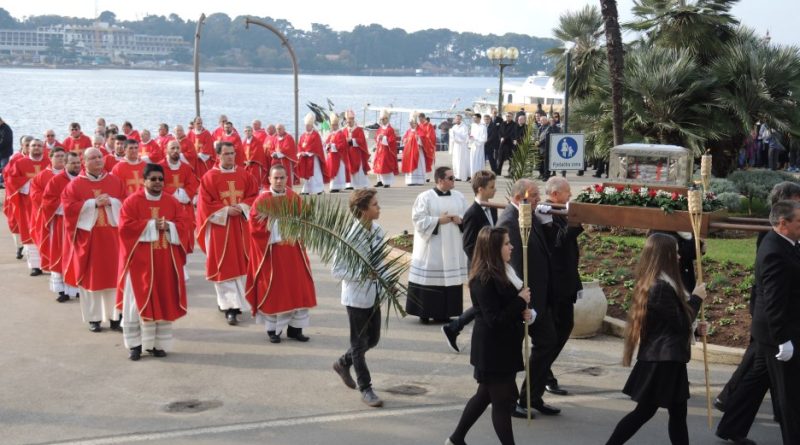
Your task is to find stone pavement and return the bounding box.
[0,155,781,444]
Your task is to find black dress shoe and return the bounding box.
[147,348,167,358]
[714,397,726,412]
[267,330,281,343]
[89,321,102,333]
[16,246,23,259]
[383,185,390,188]
[129,345,142,361]
[345,186,354,190]
[287,326,310,342]
[226,310,238,326]
[30,268,43,276]
[716,432,757,445]
[531,400,561,415]
[56,292,70,303]
[109,318,122,332]
[375,181,384,187]
[441,325,460,353]
[545,384,568,396]
[510,404,536,419]
[330,189,340,193]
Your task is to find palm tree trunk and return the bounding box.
[600,0,625,146]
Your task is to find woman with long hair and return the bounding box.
[447,226,532,445]
[606,233,707,445]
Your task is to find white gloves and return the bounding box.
[776,341,794,362]
[535,204,552,214]
[535,204,553,224]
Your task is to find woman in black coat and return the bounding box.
[447,226,532,445]
[606,233,707,445]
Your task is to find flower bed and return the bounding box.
[575,184,724,213]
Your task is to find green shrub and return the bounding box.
[728,170,800,215]
[709,177,739,195]
[717,192,743,212]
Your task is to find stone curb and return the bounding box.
[603,316,745,365]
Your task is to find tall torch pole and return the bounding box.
[518,195,532,424]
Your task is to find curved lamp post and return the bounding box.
[245,17,300,142]
[193,13,206,119]
[486,46,519,114]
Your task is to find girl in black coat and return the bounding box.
[606,233,707,445]
[447,226,532,445]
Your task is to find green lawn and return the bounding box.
[600,235,757,266]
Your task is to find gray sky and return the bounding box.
[5,0,796,46]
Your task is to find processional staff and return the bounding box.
[518,194,533,424]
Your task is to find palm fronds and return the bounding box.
[256,195,408,323]
[505,125,540,196]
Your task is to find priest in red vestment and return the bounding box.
[7,138,51,275]
[217,121,245,168]
[246,164,317,343]
[173,125,197,177]
[139,129,164,164]
[117,163,190,361]
[62,148,126,332]
[196,142,259,325]
[212,114,236,141]
[242,125,269,187]
[344,110,371,189]
[188,117,216,177]
[111,140,146,197]
[271,124,298,187]
[104,135,128,172]
[122,121,141,142]
[325,113,350,193]
[156,123,176,152]
[160,141,199,255]
[30,147,67,274]
[61,123,93,155]
[4,136,32,259]
[297,113,329,195]
[42,151,81,302]
[252,120,267,145]
[373,109,398,188]
[401,118,428,185]
[417,113,437,172]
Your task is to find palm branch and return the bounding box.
[255,195,408,324]
[505,125,540,196]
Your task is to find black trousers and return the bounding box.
[518,307,558,406]
[485,142,498,174]
[338,306,381,391]
[716,340,770,438]
[761,341,800,444]
[546,301,575,387]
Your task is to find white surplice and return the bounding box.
[449,123,470,181]
[469,122,487,178]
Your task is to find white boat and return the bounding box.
[473,71,564,115]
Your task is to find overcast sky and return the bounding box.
[5,0,796,46]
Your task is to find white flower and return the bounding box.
[589,191,601,200]
[639,187,649,197]
[656,190,671,198]
[603,186,618,195]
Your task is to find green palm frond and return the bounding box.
[255,195,408,323]
[506,125,540,195]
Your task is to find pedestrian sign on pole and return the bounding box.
[548,133,585,171]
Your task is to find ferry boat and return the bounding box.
[472,71,564,116]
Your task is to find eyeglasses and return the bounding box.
[46,134,55,137]
[147,177,165,182]
[445,176,455,181]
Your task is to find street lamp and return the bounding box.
[486,46,519,114]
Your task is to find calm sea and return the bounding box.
[0,68,522,141]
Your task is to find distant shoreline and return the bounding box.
[0,64,513,78]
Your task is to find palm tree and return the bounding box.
[600,0,626,146]
[546,5,607,101]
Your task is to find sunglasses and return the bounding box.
[147,177,165,182]
[445,176,455,181]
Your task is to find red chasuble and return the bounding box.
[41,171,73,276]
[176,136,198,176]
[30,167,57,270]
[187,129,216,177]
[253,129,267,145]
[61,134,92,155]
[111,160,146,197]
[159,159,199,253]
[140,139,164,164]
[271,134,299,185]
[242,137,269,186]
[196,167,259,281]
[2,153,22,234]
[325,129,350,181]
[297,130,329,183]
[401,128,424,174]
[417,121,437,172]
[115,190,189,322]
[374,125,399,175]
[61,173,126,291]
[218,133,245,168]
[124,130,141,142]
[103,154,125,173]
[156,134,176,151]
[7,156,51,244]
[344,125,371,175]
[245,189,317,315]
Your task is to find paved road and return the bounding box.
[0,156,781,444]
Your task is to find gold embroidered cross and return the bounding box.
[169,174,183,190]
[92,189,108,227]
[219,180,243,206]
[126,170,143,192]
[149,207,167,249]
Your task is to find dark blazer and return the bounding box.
[637,279,702,363]
[469,276,526,374]
[499,120,517,153]
[462,201,497,263]
[486,116,502,147]
[752,230,800,346]
[497,204,551,315]
[541,209,583,303]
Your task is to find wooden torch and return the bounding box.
[518,195,533,424]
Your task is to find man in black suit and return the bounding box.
[536,115,553,180]
[497,112,517,177]
[441,170,498,352]
[540,177,583,397]
[750,200,800,444]
[485,109,501,175]
[498,179,561,417]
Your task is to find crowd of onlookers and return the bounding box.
[739,121,798,172]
